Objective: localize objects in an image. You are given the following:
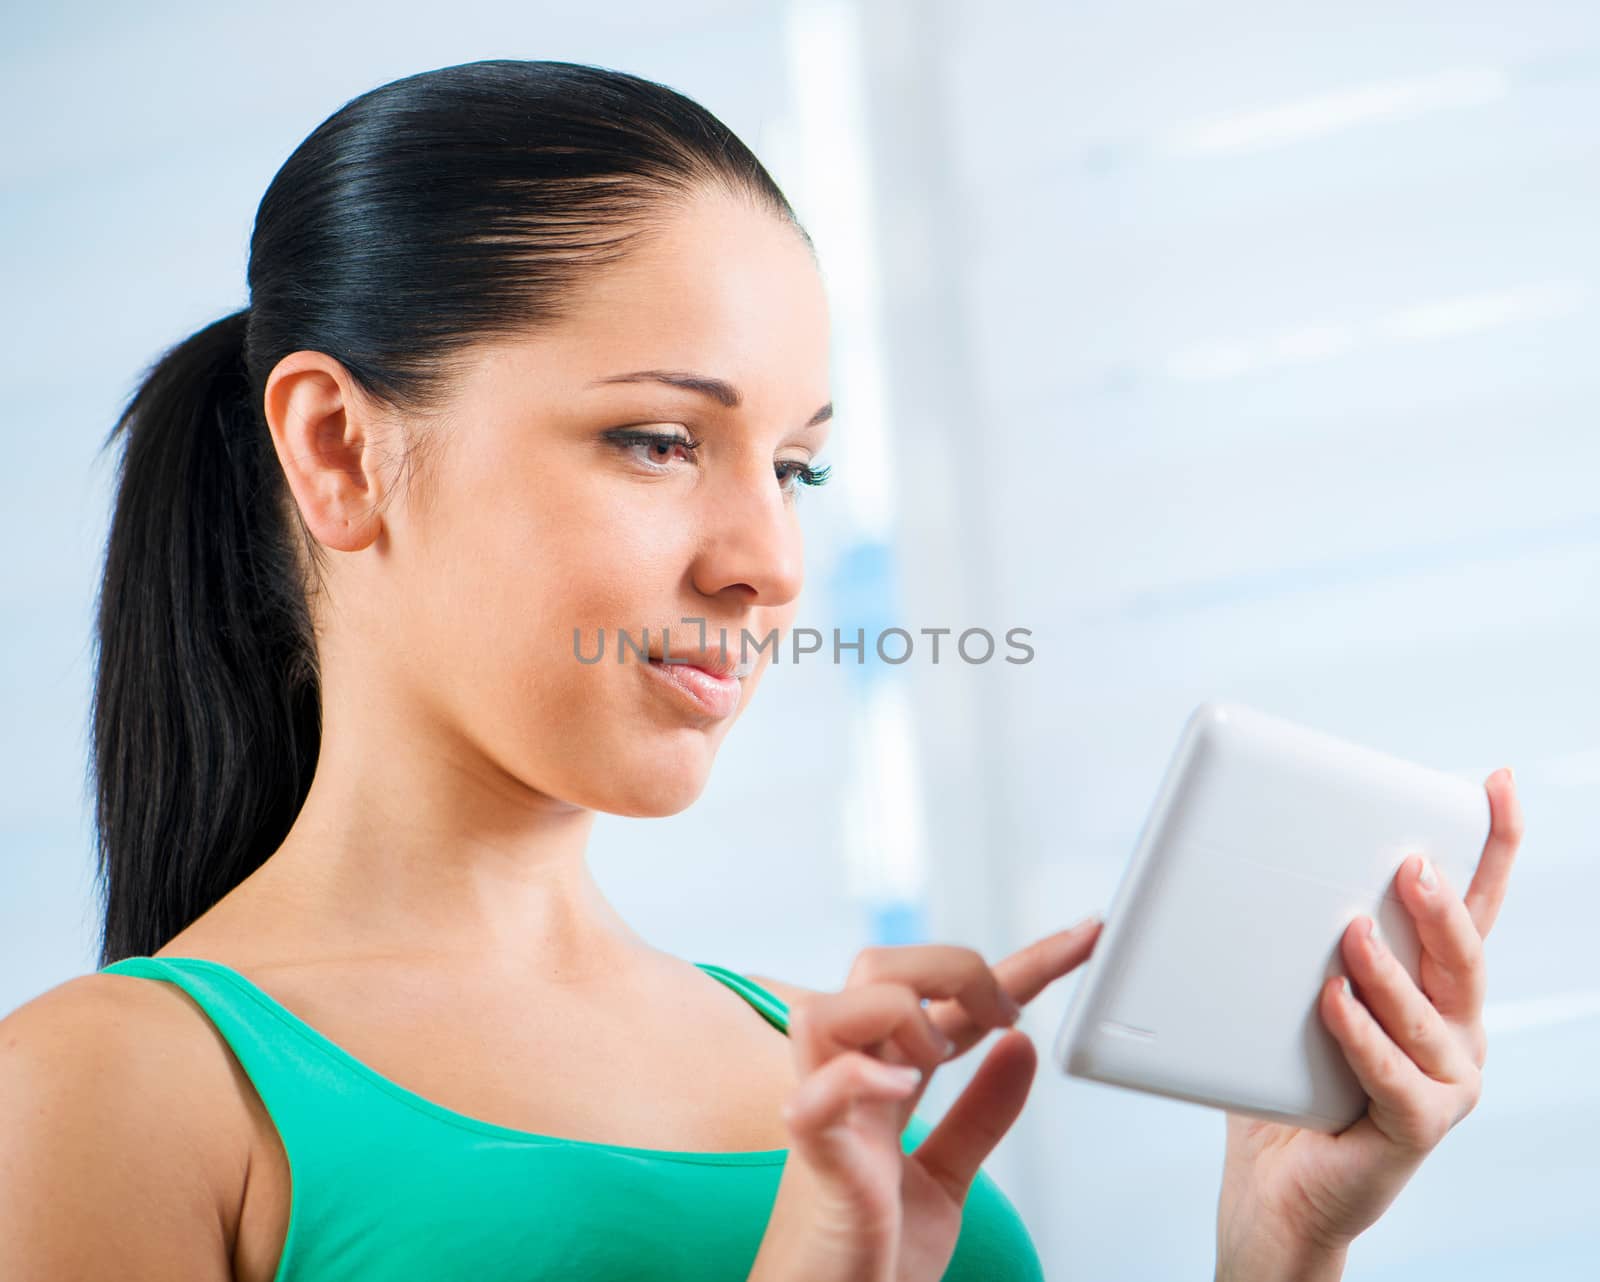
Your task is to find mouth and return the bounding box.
[645,651,755,680]
[642,652,749,719]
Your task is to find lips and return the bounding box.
[642,653,745,718]
[645,649,754,680]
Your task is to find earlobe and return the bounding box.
[263,350,387,553]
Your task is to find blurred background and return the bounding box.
[3,1,1596,1277]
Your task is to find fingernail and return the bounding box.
[1364,917,1380,948]
[876,1063,923,1090]
[1001,994,1024,1023]
[1417,856,1437,891]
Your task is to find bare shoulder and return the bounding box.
[744,974,824,1007]
[0,972,247,1279]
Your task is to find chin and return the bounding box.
[575,744,715,818]
[600,773,711,818]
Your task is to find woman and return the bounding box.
[0,60,1523,1281]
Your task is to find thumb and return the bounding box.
[910,1029,1038,1205]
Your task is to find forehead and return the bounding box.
[537,189,831,397]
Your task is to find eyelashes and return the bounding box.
[783,460,832,489]
[602,428,832,494]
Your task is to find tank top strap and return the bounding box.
[693,962,791,1034]
[97,956,384,1196]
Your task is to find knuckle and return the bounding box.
[846,947,887,984]
[1371,1050,1404,1093]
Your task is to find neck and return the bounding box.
[242,682,654,984]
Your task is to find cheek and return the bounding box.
[442,471,684,663]
[421,476,696,743]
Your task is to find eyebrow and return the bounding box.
[592,369,833,427]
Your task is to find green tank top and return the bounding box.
[99,955,1044,1282]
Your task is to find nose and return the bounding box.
[688,457,806,608]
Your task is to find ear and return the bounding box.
[262,350,395,553]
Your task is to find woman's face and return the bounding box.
[332,188,832,818]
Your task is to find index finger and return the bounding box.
[845,943,1025,1035]
[1464,767,1523,939]
[926,915,1103,1051]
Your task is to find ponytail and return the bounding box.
[90,308,320,965]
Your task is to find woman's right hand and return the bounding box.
[746,916,1104,1282]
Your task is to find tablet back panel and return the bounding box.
[1051,701,1490,1131]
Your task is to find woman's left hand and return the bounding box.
[1215,766,1525,1279]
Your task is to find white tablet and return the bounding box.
[1051,700,1490,1132]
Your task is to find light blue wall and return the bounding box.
[886,2,1600,1277]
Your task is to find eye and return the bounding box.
[605,428,699,471]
